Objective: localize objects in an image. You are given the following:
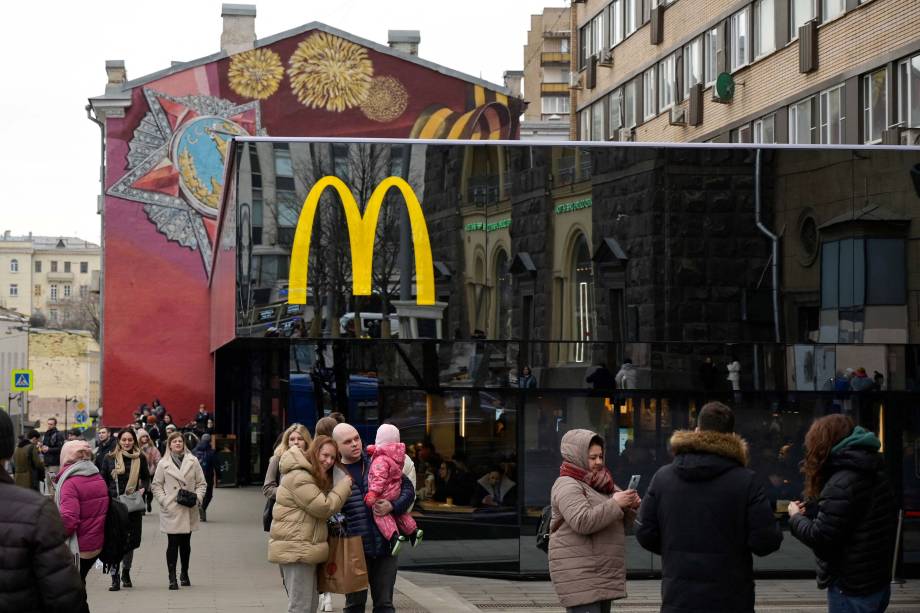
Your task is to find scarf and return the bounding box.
[112,447,142,495]
[171,451,185,470]
[559,461,615,495]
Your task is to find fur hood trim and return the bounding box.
[669,430,749,466]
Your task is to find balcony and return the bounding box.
[46,271,74,282]
[541,82,569,94]
[541,51,570,65]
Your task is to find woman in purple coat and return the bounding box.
[55,439,109,613]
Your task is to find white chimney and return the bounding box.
[221,4,257,55]
[105,60,127,94]
[388,30,420,56]
[503,70,523,98]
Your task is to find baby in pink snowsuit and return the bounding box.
[364,424,423,555]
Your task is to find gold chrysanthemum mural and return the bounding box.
[360,76,409,123]
[287,32,374,112]
[228,48,284,100]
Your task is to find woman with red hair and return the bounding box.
[787,414,897,612]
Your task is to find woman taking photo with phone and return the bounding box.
[788,415,897,612]
[102,428,150,591]
[548,429,639,613]
[151,431,207,590]
[268,434,352,613]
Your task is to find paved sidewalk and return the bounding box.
[84,487,919,612]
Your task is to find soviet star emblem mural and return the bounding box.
[107,88,262,275]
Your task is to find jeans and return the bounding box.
[827,583,891,613]
[566,601,611,613]
[280,563,319,613]
[166,533,192,571]
[344,555,399,613]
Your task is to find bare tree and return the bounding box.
[57,293,100,340]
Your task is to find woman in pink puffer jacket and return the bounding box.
[364,424,423,556]
[55,440,109,612]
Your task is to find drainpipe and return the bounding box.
[754,148,780,392]
[85,104,105,419]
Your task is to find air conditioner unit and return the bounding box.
[569,73,584,90]
[901,128,920,146]
[598,50,614,67]
[618,128,635,142]
[669,106,686,126]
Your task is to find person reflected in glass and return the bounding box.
[518,366,537,389]
[473,465,517,508]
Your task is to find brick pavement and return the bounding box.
[82,487,919,612]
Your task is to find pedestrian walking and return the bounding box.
[101,428,151,590]
[549,429,639,613]
[55,440,109,613]
[636,401,782,613]
[192,433,220,522]
[586,363,617,390]
[332,423,415,613]
[137,428,161,512]
[364,424,423,555]
[41,417,66,493]
[614,359,638,389]
[787,415,897,613]
[268,435,353,613]
[0,409,85,613]
[93,427,117,471]
[13,429,44,490]
[151,431,208,590]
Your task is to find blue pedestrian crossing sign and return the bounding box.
[11,369,33,391]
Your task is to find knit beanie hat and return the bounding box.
[0,410,13,460]
[375,423,400,446]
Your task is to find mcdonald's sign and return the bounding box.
[287,175,435,306]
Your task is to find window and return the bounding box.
[9,284,18,297]
[683,37,703,98]
[591,101,606,141]
[658,54,678,111]
[754,0,776,58]
[49,309,58,323]
[541,96,570,115]
[897,53,920,128]
[64,285,71,298]
[79,285,89,298]
[50,261,58,273]
[34,260,41,273]
[560,37,570,53]
[34,285,41,297]
[822,0,845,23]
[608,89,623,134]
[64,261,71,273]
[643,67,657,120]
[705,26,721,85]
[791,0,815,39]
[625,0,638,36]
[822,238,906,308]
[730,124,752,143]
[753,114,776,143]
[494,250,512,340]
[579,110,591,140]
[580,10,608,62]
[80,261,88,274]
[50,284,58,302]
[9,259,18,273]
[819,84,845,144]
[570,233,596,363]
[730,8,750,71]
[863,68,888,144]
[609,0,624,47]
[625,80,638,129]
[790,96,816,144]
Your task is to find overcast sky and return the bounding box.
[0,0,569,244]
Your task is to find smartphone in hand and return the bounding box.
[627,474,641,491]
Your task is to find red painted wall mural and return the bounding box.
[100,25,518,426]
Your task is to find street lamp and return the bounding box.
[64,396,78,431]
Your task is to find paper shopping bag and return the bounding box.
[317,535,369,594]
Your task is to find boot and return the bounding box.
[121,568,133,588]
[389,534,406,556]
[108,572,121,592]
[180,568,191,586]
[168,564,179,590]
[410,528,424,547]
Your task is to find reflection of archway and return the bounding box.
[493,248,511,339]
[569,232,595,363]
[470,249,486,333]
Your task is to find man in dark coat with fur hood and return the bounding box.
[636,402,782,613]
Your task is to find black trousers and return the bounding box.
[79,556,98,613]
[166,533,192,570]
[203,477,214,511]
[344,554,398,613]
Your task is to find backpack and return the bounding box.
[98,496,132,565]
[536,505,553,553]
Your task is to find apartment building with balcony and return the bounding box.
[571,0,920,144]
[518,6,574,140]
[0,232,100,325]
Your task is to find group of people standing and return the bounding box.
[546,401,898,613]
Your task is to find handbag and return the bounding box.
[115,476,146,514]
[176,488,198,508]
[317,535,368,594]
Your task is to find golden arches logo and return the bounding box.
[287,175,435,306]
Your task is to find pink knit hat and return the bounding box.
[375,423,400,446]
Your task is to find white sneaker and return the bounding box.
[321,592,333,612]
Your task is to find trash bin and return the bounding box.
[214,434,238,487]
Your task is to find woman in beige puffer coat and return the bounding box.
[268,434,352,613]
[549,429,640,613]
